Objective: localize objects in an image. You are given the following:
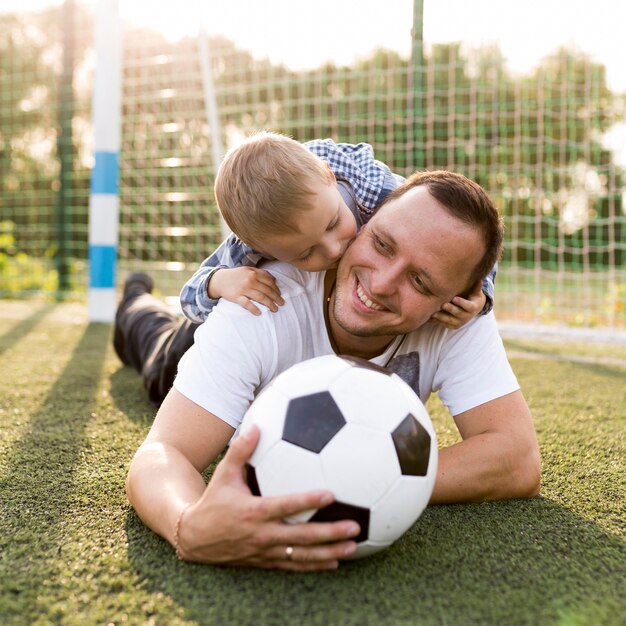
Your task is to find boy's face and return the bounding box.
[254,179,358,271]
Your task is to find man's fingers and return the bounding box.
[279,519,362,546]
[265,540,357,565]
[230,538,357,570]
[258,489,334,521]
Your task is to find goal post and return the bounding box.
[88,0,122,322]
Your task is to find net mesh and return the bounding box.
[1,1,624,329]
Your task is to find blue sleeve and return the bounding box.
[304,139,403,215]
[179,234,269,323]
[480,263,497,315]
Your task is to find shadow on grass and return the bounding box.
[108,365,157,425]
[125,495,625,626]
[505,339,626,380]
[0,323,109,618]
[0,302,56,357]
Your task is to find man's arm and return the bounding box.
[126,388,360,569]
[430,390,541,504]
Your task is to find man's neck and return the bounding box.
[323,269,395,360]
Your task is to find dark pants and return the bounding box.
[115,292,198,406]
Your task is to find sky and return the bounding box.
[3,0,626,92]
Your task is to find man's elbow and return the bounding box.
[125,443,154,505]
[513,443,542,499]
[125,450,140,504]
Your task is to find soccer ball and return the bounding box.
[241,354,438,559]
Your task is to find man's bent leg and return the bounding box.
[114,274,198,405]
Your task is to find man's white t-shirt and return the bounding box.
[174,262,519,430]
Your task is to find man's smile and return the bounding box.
[355,278,387,312]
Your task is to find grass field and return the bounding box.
[0,300,624,626]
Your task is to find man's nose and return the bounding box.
[369,260,401,296]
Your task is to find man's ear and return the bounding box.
[324,160,336,182]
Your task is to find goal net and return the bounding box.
[1,0,624,330]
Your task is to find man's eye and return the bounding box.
[411,274,425,291]
[374,236,390,253]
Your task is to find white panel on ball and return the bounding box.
[329,368,411,430]
[369,474,435,543]
[254,440,326,522]
[320,425,400,506]
[244,388,290,464]
[239,354,438,560]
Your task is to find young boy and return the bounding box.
[180,132,495,327]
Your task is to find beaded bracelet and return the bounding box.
[173,503,192,560]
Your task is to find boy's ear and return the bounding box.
[324,160,336,182]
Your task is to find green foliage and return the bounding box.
[0,221,58,295]
[0,6,92,276]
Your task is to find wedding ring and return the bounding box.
[285,545,294,561]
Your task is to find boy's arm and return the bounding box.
[180,234,268,323]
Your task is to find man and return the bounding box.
[122,171,541,571]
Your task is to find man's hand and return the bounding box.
[431,280,486,330]
[208,267,285,315]
[176,425,360,569]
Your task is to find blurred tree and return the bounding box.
[1,10,622,275]
[0,6,92,263]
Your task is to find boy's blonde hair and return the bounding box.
[214,132,334,247]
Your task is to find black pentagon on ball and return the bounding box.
[245,463,261,496]
[309,501,370,543]
[339,354,392,376]
[391,413,431,476]
[282,391,346,453]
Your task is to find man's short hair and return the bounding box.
[214,132,334,247]
[381,170,504,289]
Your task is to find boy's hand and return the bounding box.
[431,280,486,330]
[208,267,285,316]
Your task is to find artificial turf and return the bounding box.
[0,300,624,626]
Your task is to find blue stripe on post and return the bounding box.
[90,151,119,194]
[89,244,117,288]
